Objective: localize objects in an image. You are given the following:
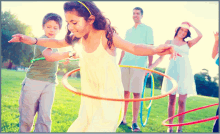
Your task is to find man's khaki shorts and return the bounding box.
[121,67,146,93]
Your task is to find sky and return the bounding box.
[1,1,219,78]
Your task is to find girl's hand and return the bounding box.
[155,44,182,60]
[8,34,36,45]
[63,59,70,65]
[182,22,192,27]
[214,32,219,42]
[145,70,152,78]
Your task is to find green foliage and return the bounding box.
[146,67,165,89]
[145,67,219,98]
[194,69,219,97]
[58,61,81,78]
[1,11,34,67]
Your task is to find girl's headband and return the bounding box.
[78,1,92,16]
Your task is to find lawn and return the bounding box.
[1,69,218,132]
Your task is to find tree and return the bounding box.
[213,73,219,83]
[58,60,81,78]
[194,69,219,97]
[145,67,165,89]
[1,11,34,68]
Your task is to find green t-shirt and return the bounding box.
[26,35,59,84]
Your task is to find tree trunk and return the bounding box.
[7,60,13,69]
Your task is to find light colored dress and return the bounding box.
[161,40,197,97]
[67,35,124,132]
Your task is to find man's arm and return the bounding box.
[146,27,154,67]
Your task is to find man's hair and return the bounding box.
[133,7,143,15]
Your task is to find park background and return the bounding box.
[1,1,219,133]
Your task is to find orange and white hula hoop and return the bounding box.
[62,65,178,102]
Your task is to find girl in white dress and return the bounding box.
[148,22,202,133]
[8,1,181,132]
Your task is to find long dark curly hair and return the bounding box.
[64,1,117,49]
[174,27,191,41]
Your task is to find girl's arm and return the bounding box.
[8,34,75,48]
[186,22,203,48]
[113,34,181,59]
[212,32,219,59]
[148,40,171,68]
[113,33,155,56]
[145,56,165,76]
[148,56,165,70]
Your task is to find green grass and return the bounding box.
[1,69,219,132]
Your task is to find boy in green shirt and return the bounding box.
[19,13,74,132]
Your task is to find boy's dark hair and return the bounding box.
[133,7,143,15]
[42,13,62,29]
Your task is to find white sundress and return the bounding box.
[161,41,197,97]
[67,35,124,132]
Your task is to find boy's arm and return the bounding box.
[214,54,219,66]
[42,48,76,62]
[212,41,219,59]
[212,32,219,59]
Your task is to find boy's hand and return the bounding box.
[214,32,219,42]
[155,44,182,60]
[8,34,36,45]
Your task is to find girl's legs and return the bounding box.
[132,92,141,124]
[121,67,130,124]
[122,91,130,123]
[177,94,187,132]
[167,94,176,132]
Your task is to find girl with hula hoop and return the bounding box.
[9,1,181,132]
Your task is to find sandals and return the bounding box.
[167,128,173,133]
[177,129,183,133]
[120,121,127,125]
[131,123,141,132]
[167,128,183,133]
[176,127,183,133]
